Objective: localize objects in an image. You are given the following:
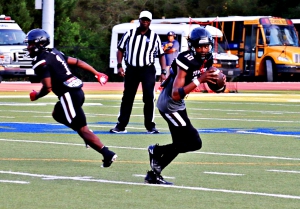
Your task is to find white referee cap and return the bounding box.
[139,11,152,20]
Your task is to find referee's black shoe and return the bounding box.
[110,126,127,133]
[147,127,159,134]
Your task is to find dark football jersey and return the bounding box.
[32,48,82,97]
[157,50,213,113]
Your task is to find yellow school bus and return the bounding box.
[134,16,300,81]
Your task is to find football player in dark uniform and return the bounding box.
[25,28,117,168]
[145,27,226,184]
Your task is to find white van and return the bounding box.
[0,15,33,82]
[110,23,240,79]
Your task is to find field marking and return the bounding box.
[1,158,300,167]
[1,108,300,124]
[1,170,300,200]
[0,102,102,106]
[203,172,244,176]
[2,93,300,102]
[2,120,300,140]
[0,116,14,118]
[195,151,300,161]
[133,174,175,179]
[267,169,300,174]
[1,138,300,162]
[236,130,300,137]
[0,179,30,184]
[2,102,300,114]
[193,117,297,123]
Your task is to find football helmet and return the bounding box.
[25,29,50,58]
[188,27,214,60]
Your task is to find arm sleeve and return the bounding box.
[117,30,130,51]
[156,34,165,57]
[175,53,190,71]
[173,40,180,51]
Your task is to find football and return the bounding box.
[207,68,226,93]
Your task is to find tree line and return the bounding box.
[1,0,300,81]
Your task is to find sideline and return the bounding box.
[1,82,300,92]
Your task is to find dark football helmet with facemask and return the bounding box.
[187,27,214,60]
[24,29,50,58]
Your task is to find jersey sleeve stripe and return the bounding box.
[32,59,46,70]
[176,58,189,70]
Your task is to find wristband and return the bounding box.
[117,63,122,69]
[192,78,200,87]
[178,87,186,99]
[161,69,167,75]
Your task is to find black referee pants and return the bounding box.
[117,64,157,130]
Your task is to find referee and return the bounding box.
[110,10,167,134]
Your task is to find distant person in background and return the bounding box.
[163,31,179,77]
[110,10,166,134]
[4,33,15,43]
[25,28,117,168]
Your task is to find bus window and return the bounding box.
[244,25,256,52]
[265,25,298,46]
[283,28,295,45]
[268,26,281,45]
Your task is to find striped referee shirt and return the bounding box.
[117,27,164,67]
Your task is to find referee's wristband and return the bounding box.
[161,69,167,75]
[192,78,200,87]
[117,63,122,69]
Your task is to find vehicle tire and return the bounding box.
[265,59,276,82]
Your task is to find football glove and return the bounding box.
[95,72,108,85]
[29,90,38,101]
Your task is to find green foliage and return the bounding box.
[2,0,300,81]
[55,17,81,46]
[0,0,33,31]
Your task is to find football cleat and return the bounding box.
[144,170,173,185]
[144,170,157,184]
[156,174,173,185]
[101,149,117,168]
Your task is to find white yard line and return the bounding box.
[194,151,300,161]
[203,172,244,176]
[1,170,300,200]
[0,179,29,184]
[1,138,300,161]
[267,170,300,174]
[133,174,175,179]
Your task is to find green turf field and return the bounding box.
[1,90,300,209]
